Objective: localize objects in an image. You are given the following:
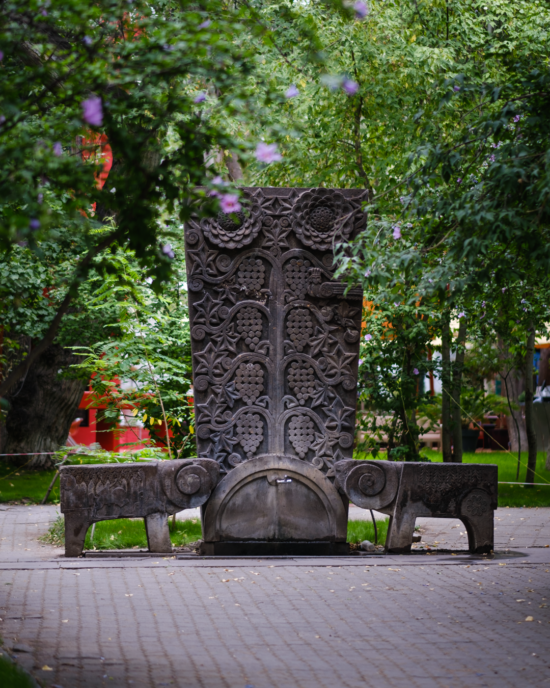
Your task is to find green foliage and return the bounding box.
[71,238,196,456]
[355,288,436,460]
[0,0,271,277]
[419,390,516,429]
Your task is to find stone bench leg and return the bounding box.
[461,513,494,554]
[385,512,417,554]
[145,513,172,553]
[64,511,91,557]
[460,489,494,554]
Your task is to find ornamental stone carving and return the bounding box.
[185,188,367,476]
[292,188,357,251]
[200,192,263,249]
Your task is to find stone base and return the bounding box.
[200,541,350,556]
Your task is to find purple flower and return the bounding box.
[255,142,282,163]
[365,333,372,341]
[453,86,460,92]
[194,92,206,104]
[29,219,40,230]
[41,9,48,16]
[38,193,43,204]
[285,84,299,99]
[53,142,62,156]
[513,114,521,123]
[458,312,465,318]
[354,1,369,18]
[521,299,526,304]
[83,36,92,46]
[359,359,364,366]
[220,194,242,213]
[482,301,486,307]
[0,51,3,61]
[342,79,359,96]
[392,225,401,240]
[82,96,103,126]
[0,115,5,125]
[198,19,211,29]
[502,287,507,293]
[212,176,225,185]
[162,243,175,259]
[364,269,371,277]
[457,178,462,184]
[413,368,419,375]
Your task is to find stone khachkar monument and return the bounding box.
[60,187,497,556]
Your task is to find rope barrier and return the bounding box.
[0,452,57,457]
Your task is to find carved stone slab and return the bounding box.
[60,459,220,556]
[184,188,367,477]
[334,459,498,553]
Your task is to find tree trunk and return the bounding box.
[441,312,453,462]
[451,318,467,462]
[524,325,537,486]
[0,344,88,468]
[502,371,526,452]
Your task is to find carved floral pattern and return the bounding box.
[185,188,366,473]
[292,188,356,250]
[200,195,263,249]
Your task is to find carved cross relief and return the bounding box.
[184,188,367,477]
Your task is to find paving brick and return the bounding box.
[1,505,550,687]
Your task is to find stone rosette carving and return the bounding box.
[201,193,262,249]
[292,188,356,251]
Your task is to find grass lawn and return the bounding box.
[42,516,388,549]
[0,654,36,688]
[423,449,550,507]
[0,464,59,504]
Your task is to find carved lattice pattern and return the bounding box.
[284,258,311,299]
[237,257,265,291]
[236,306,262,351]
[287,361,316,405]
[288,414,316,459]
[235,363,264,405]
[236,413,264,458]
[287,308,314,352]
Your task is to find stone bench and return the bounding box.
[60,459,219,556]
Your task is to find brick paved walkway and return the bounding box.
[1,505,550,688]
